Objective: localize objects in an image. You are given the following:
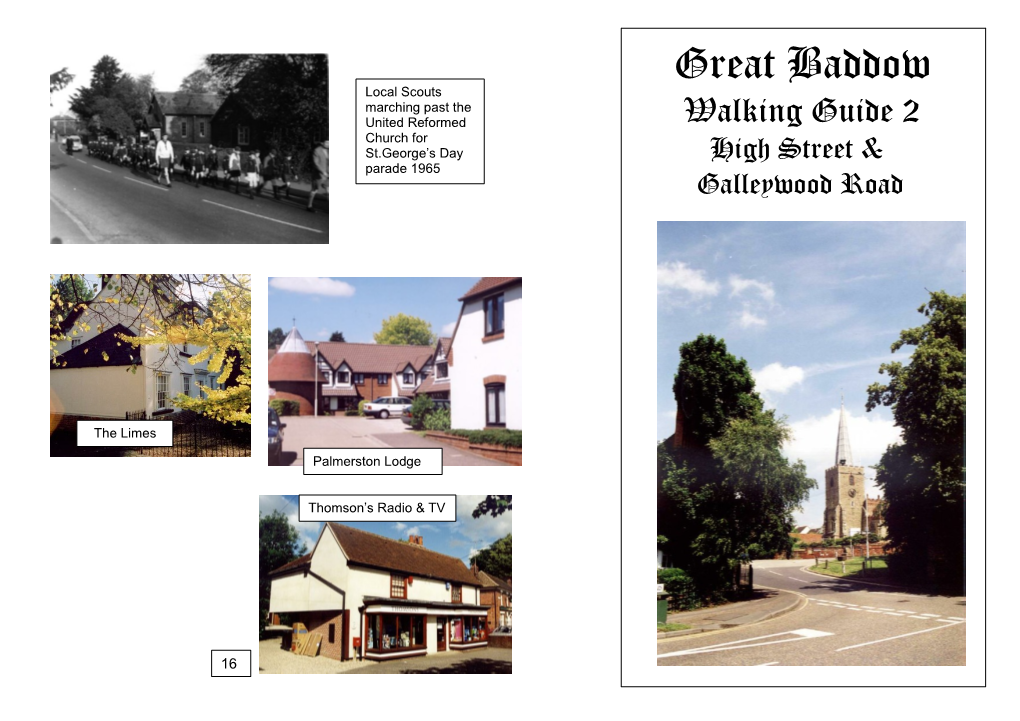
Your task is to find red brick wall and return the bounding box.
[271,384,315,415]
[294,611,346,661]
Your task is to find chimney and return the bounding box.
[408,534,423,547]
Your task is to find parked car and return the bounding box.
[402,398,451,426]
[268,407,286,464]
[363,396,413,419]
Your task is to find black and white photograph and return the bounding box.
[50,54,328,244]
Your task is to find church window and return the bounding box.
[849,475,855,485]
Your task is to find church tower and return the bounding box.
[823,400,867,538]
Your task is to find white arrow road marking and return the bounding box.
[947,617,966,621]
[657,629,833,659]
[836,621,963,652]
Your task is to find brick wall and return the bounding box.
[293,611,346,661]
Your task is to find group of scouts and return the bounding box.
[87,138,296,200]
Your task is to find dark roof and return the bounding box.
[327,523,480,586]
[51,325,140,369]
[152,91,224,116]
[414,372,449,396]
[458,277,522,302]
[477,570,512,594]
[312,341,434,374]
[268,553,312,576]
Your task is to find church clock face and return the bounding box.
[848,488,856,498]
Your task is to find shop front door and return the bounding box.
[437,618,446,651]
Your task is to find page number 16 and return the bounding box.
[222,658,237,670]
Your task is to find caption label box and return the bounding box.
[303,447,443,475]
[77,420,173,447]
[211,649,251,677]
[299,495,457,522]
[356,78,485,184]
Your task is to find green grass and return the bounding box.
[811,556,889,580]
[657,622,691,632]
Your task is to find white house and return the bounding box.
[50,275,220,420]
[268,523,488,662]
[449,277,522,430]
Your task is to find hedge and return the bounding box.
[657,568,700,611]
[445,428,522,448]
[269,399,300,416]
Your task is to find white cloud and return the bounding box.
[269,277,356,297]
[738,309,766,328]
[657,261,720,299]
[753,362,805,394]
[441,321,457,336]
[316,328,329,338]
[450,495,512,542]
[729,275,775,303]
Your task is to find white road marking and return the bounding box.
[947,617,966,621]
[909,615,931,620]
[755,662,780,666]
[92,165,112,173]
[865,610,884,613]
[919,613,940,617]
[124,176,168,191]
[50,194,98,243]
[836,621,963,652]
[75,158,87,164]
[658,628,833,659]
[202,199,323,233]
[884,612,905,616]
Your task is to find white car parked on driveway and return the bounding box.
[362,396,413,419]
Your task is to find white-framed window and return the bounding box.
[182,342,189,354]
[486,383,506,427]
[71,339,81,348]
[403,371,414,385]
[322,370,332,386]
[182,374,192,398]
[199,121,206,138]
[180,120,188,138]
[337,371,350,384]
[238,126,250,145]
[156,372,170,410]
[436,361,448,380]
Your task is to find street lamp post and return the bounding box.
[314,341,320,417]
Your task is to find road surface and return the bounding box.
[49,140,328,244]
[657,559,965,666]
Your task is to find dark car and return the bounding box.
[268,407,286,465]
[403,398,451,426]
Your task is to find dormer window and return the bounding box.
[436,361,448,380]
[403,371,414,385]
[337,370,350,384]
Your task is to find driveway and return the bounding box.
[275,415,509,466]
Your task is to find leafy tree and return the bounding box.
[179,68,226,94]
[329,331,346,342]
[473,533,512,580]
[259,510,307,638]
[373,313,437,347]
[50,276,94,324]
[866,291,965,590]
[408,395,435,430]
[269,327,285,348]
[473,495,512,518]
[50,68,74,104]
[658,336,810,597]
[50,275,252,424]
[205,54,328,155]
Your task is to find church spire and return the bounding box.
[835,398,854,467]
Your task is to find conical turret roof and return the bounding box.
[835,400,854,467]
[278,326,312,354]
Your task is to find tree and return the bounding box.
[50,68,74,105]
[473,533,512,580]
[205,54,328,155]
[658,336,810,598]
[50,275,252,424]
[269,327,285,348]
[179,68,226,94]
[373,313,437,347]
[866,291,965,590]
[259,511,307,638]
[473,495,512,518]
[49,276,94,324]
[329,331,346,342]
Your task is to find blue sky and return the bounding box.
[268,277,478,344]
[259,495,512,569]
[657,221,966,526]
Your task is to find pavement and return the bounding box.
[659,588,804,638]
[275,415,510,467]
[49,139,328,243]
